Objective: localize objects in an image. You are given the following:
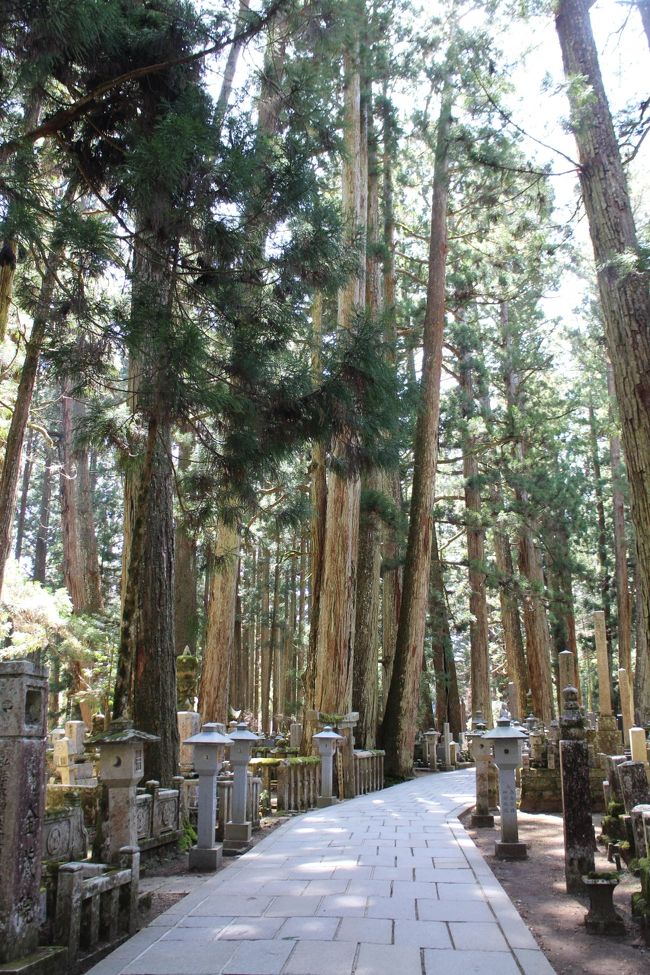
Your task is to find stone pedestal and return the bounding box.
[483,716,527,859]
[314,726,343,807]
[177,711,201,774]
[0,661,49,965]
[223,723,257,855]
[469,732,494,828]
[423,730,439,771]
[597,714,622,762]
[184,724,232,872]
[583,876,625,936]
[289,723,302,749]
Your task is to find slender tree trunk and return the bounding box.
[637,0,650,50]
[607,362,632,676]
[270,542,282,722]
[556,0,650,680]
[492,521,528,719]
[214,0,250,131]
[429,525,462,735]
[33,445,54,584]
[260,547,271,731]
[74,400,103,612]
[634,536,650,723]
[174,437,198,654]
[383,81,452,777]
[0,247,62,596]
[59,383,86,612]
[460,357,491,722]
[353,477,381,748]
[14,431,34,561]
[588,401,614,665]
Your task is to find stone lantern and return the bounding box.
[467,720,494,828]
[313,726,343,807]
[423,729,440,771]
[183,723,232,870]
[91,718,159,864]
[483,714,528,859]
[223,721,258,854]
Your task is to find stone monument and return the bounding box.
[559,686,595,894]
[593,611,621,757]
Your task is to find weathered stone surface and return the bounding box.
[560,739,596,894]
[0,661,48,965]
[520,766,606,813]
[605,755,627,802]
[630,803,650,859]
[617,761,650,815]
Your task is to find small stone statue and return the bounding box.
[560,686,585,741]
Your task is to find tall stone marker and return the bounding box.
[559,686,595,895]
[0,660,48,963]
[593,611,621,756]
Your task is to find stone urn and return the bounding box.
[582,874,625,935]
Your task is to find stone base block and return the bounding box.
[495,841,527,860]
[316,796,339,808]
[470,813,495,828]
[0,947,67,975]
[223,822,252,855]
[584,912,625,936]
[189,845,222,872]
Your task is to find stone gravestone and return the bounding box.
[0,660,64,972]
[559,686,595,894]
[593,611,621,758]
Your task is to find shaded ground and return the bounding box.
[462,809,649,975]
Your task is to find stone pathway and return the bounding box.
[88,769,555,975]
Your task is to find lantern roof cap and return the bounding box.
[313,725,344,741]
[90,717,159,744]
[228,722,259,742]
[184,722,233,746]
[482,717,528,741]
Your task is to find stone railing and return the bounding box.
[135,778,184,853]
[353,750,384,796]
[52,846,139,973]
[42,799,88,865]
[276,760,320,812]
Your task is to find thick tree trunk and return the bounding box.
[429,525,462,735]
[353,474,381,748]
[33,445,54,584]
[312,46,365,727]
[198,521,239,724]
[556,0,650,677]
[607,362,632,677]
[634,537,650,723]
[270,544,283,721]
[383,82,452,777]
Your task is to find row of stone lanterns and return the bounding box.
[183,722,344,870]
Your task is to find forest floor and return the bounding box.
[462,809,649,975]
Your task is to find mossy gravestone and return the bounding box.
[559,686,596,895]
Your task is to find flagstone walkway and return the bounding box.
[88,769,555,975]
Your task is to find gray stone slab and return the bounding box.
[450,921,509,951]
[316,893,367,917]
[191,894,272,916]
[335,917,392,944]
[366,895,416,919]
[266,895,323,917]
[282,939,356,975]
[423,948,521,975]
[222,939,295,975]
[393,919,452,948]
[355,943,422,975]
[218,917,286,939]
[417,898,493,922]
[278,917,340,941]
[122,941,237,975]
[515,949,557,975]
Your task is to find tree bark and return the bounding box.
[429,525,462,735]
[199,521,239,724]
[14,431,34,562]
[607,361,632,676]
[59,383,86,612]
[174,437,198,654]
[33,445,54,584]
[460,356,491,722]
[382,81,452,777]
[588,401,614,666]
[556,0,650,682]
[260,547,272,731]
[492,519,528,720]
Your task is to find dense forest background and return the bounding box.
[1,0,649,781]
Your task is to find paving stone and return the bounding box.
[222,938,295,975]
[449,921,509,951]
[266,895,323,916]
[422,948,521,975]
[366,895,416,919]
[393,919,452,948]
[281,939,357,975]
[436,882,487,901]
[416,898,494,922]
[278,917,340,940]
[335,917,392,944]
[190,894,272,916]
[316,893,367,916]
[122,942,237,974]
[355,943,421,975]
[392,880,439,899]
[499,917,539,950]
[218,917,286,939]
[514,948,557,975]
